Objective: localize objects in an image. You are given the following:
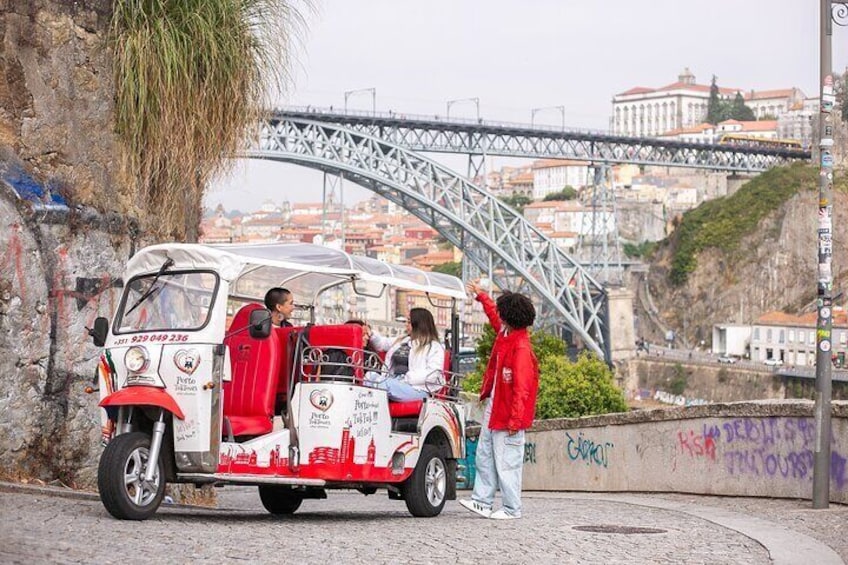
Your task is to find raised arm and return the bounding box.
[467,281,501,334]
[368,329,395,352]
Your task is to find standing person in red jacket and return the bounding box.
[459,281,539,520]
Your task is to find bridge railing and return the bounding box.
[276,105,613,137]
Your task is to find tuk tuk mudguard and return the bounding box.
[100,387,186,420]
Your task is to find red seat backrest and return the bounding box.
[222,304,281,437]
[274,325,302,398]
[304,324,365,381]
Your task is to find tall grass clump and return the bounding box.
[111,0,305,240]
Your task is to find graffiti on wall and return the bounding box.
[677,418,847,490]
[524,442,536,464]
[678,424,720,461]
[565,431,614,469]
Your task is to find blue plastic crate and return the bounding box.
[457,436,478,490]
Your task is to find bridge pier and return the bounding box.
[606,286,636,362]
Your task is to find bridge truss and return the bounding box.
[248,117,611,359]
[275,108,810,173]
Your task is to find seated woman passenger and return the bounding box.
[365,308,445,402]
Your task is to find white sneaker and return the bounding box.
[459,498,492,518]
[489,509,519,520]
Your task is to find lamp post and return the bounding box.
[531,105,566,129]
[812,0,846,509]
[446,97,480,120]
[344,87,376,114]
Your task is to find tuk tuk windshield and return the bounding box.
[115,271,218,333]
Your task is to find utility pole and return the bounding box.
[812,0,845,509]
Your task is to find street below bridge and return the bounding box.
[2,483,845,564]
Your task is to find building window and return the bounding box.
[779,330,785,344]
[766,328,772,342]
[789,330,795,343]
[798,330,804,343]
[754,327,760,340]
[841,332,847,345]
[809,332,815,345]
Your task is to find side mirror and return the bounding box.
[89,317,109,347]
[248,309,272,339]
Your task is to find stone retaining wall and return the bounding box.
[0,182,133,487]
[523,400,848,503]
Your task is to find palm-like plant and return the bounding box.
[111,0,304,240]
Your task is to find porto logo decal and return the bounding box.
[174,349,201,375]
[310,389,334,412]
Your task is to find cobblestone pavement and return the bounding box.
[616,492,848,563]
[0,485,790,565]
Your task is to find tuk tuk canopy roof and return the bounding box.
[123,243,466,302]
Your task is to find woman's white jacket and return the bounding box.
[369,331,445,389]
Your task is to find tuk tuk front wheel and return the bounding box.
[98,432,166,520]
[402,445,447,517]
[258,485,303,515]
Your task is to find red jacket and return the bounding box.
[476,292,539,431]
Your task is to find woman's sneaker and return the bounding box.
[489,509,519,520]
[459,498,492,518]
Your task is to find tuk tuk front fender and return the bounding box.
[100,387,185,420]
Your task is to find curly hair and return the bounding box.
[496,291,536,329]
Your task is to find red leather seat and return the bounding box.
[222,304,281,437]
[389,399,424,418]
[304,324,365,381]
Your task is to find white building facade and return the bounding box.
[612,68,803,139]
[531,159,590,199]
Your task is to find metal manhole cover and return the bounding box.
[573,525,667,535]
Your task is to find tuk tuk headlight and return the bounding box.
[125,346,149,373]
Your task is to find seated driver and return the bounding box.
[264,287,295,327]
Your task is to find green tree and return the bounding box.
[729,92,755,121]
[706,75,725,124]
[535,353,627,419]
[622,241,657,259]
[840,70,848,123]
[431,261,462,277]
[543,186,578,201]
[499,194,533,213]
[112,0,301,240]
[669,363,688,395]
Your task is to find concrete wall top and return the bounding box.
[529,400,848,432]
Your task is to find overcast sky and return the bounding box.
[206,0,847,212]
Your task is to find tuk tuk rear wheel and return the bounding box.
[258,485,303,515]
[402,445,447,517]
[98,432,166,521]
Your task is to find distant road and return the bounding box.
[637,345,848,381]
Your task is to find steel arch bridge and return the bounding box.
[247,116,612,359]
[274,107,810,173]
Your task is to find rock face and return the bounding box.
[0,183,132,486]
[0,2,135,487]
[0,1,131,213]
[636,188,848,349]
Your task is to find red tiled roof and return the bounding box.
[618,86,655,96]
[741,120,778,132]
[744,89,795,100]
[532,158,591,169]
[655,81,739,95]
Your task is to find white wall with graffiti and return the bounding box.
[522,401,848,503]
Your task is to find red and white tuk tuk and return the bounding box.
[89,243,467,520]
